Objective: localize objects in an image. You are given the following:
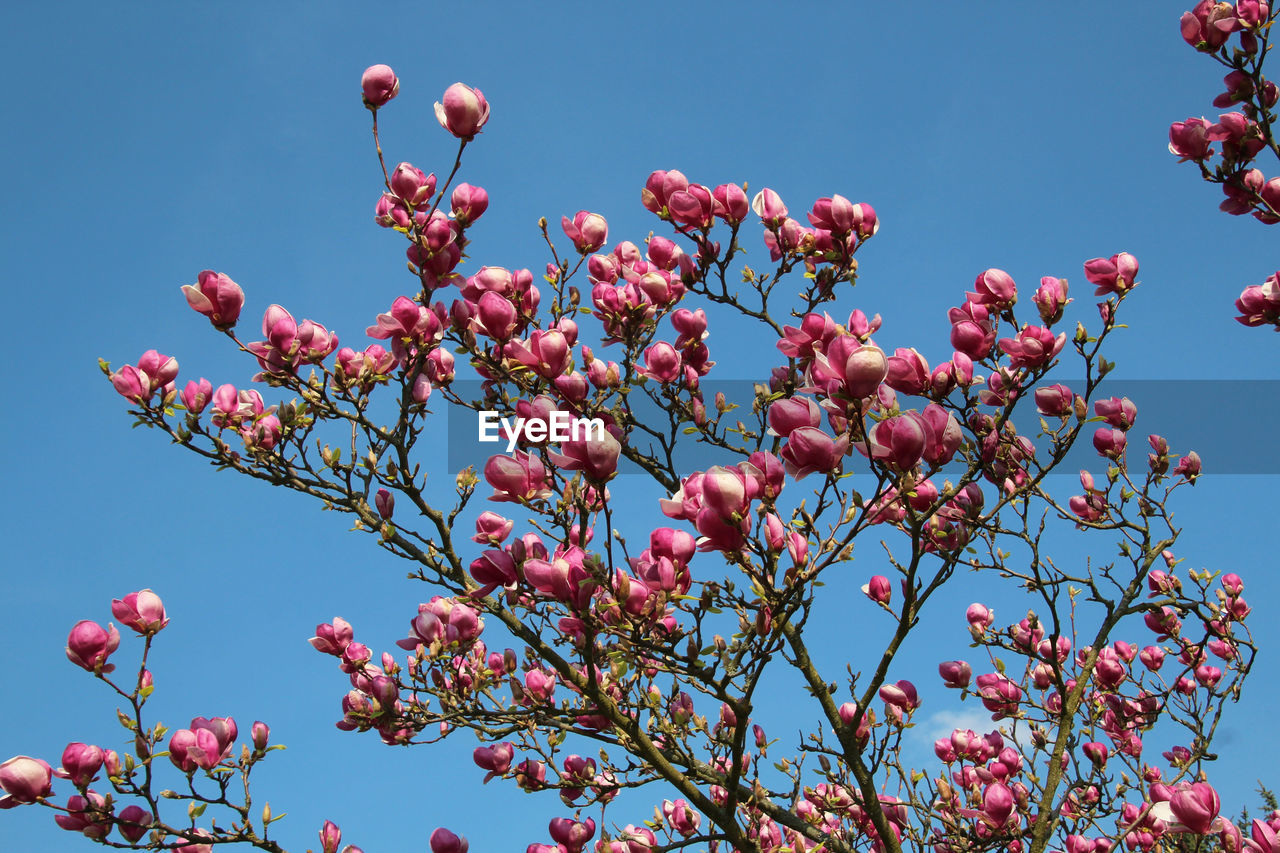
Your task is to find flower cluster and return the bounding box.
[1172,1,1280,328]
[63,62,1267,853]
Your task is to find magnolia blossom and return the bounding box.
[435,83,489,139]
[361,64,399,107]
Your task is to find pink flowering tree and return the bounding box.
[1171,1,1280,328]
[3,63,1271,853]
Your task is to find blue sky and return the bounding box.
[2,2,1277,850]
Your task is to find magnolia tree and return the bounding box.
[2,32,1277,853]
[1171,0,1280,328]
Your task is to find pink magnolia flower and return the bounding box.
[397,597,484,652]
[1035,384,1075,417]
[168,727,223,772]
[473,742,514,782]
[867,414,927,471]
[0,756,53,806]
[967,602,994,634]
[1092,427,1127,460]
[1033,276,1071,324]
[695,506,750,553]
[1095,397,1137,429]
[767,396,822,437]
[508,329,571,380]
[110,351,179,403]
[999,325,1065,369]
[777,312,838,361]
[391,163,437,209]
[1180,2,1240,51]
[547,431,622,482]
[879,679,919,711]
[667,182,714,229]
[361,64,399,108]
[751,188,788,226]
[974,672,1022,719]
[469,550,518,594]
[1237,0,1271,28]
[638,342,683,384]
[1219,168,1272,216]
[367,296,443,353]
[429,827,469,853]
[712,183,749,223]
[1140,645,1166,671]
[117,804,150,842]
[251,722,270,751]
[1083,252,1139,296]
[181,378,213,414]
[780,426,848,480]
[182,270,244,330]
[435,83,489,140]
[549,816,597,853]
[938,660,972,688]
[663,799,702,837]
[55,743,103,788]
[562,211,609,254]
[840,343,889,399]
[1235,273,1280,327]
[65,621,120,673]
[484,452,552,503]
[1208,112,1266,163]
[949,302,996,360]
[978,782,1015,828]
[919,404,962,466]
[1169,117,1214,160]
[968,268,1018,309]
[885,348,931,395]
[451,183,489,225]
[1152,781,1222,835]
[54,790,111,838]
[375,488,394,520]
[1174,450,1202,482]
[334,344,396,392]
[427,348,455,384]
[641,169,689,216]
[309,617,354,656]
[111,589,168,636]
[862,575,892,605]
[188,717,237,763]
[1214,70,1258,108]
[319,820,343,853]
[700,465,756,521]
[1247,818,1278,853]
[475,291,518,340]
[473,511,514,545]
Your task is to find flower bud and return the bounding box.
[862,575,892,605]
[435,83,489,140]
[375,488,395,520]
[938,660,972,688]
[0,756,53,805]
[320,820,343,853]
[65,621,120,673]
[361,65,399,108]
[451,183,489,225]
[57,743,103,788]
[430,827,470,853]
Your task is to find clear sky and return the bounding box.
[2,2,1277,851]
